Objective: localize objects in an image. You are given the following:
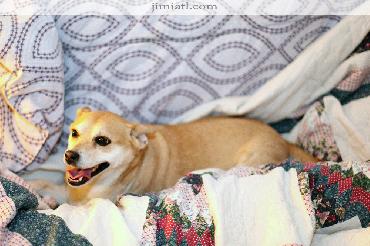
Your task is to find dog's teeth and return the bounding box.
[78,177,83,181]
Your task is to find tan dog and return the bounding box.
[63,107,316,204]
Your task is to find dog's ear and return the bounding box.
[76,107,92,117]
[129,125,149,150]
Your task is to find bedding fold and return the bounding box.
[172,15,370,124]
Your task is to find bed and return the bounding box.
[0,3,369,245]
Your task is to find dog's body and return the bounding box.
[59,108,316,204]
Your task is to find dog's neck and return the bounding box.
[122,130,172,193]
[115,147,147,194]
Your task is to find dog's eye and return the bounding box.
[71,129,79,138]
[95,136,111,146]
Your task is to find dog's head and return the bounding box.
[64,107,148,188]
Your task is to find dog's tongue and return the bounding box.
[68,168,92,179]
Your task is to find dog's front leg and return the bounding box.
[28,179,67,208]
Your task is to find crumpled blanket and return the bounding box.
[285,95,370,163]
[3,160,368,245]
[277,32,370,163]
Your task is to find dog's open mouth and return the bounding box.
[66,162,110,186]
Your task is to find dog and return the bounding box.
[61,107,316,204]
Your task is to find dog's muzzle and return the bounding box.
[66,162,110,186]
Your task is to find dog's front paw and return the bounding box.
[28,179,67,207]
[41,195,59,209]
[115,195,125,208]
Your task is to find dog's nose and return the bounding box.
[64,150,79,165]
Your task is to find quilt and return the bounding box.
[1,160,369,245]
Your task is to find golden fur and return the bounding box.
[62,108,316,204]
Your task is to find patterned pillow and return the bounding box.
[58,15,341,146]
[0,15,64,172]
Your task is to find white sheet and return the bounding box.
[203,168,314,245]
[41,196,149,246]
[311,227,370,246]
